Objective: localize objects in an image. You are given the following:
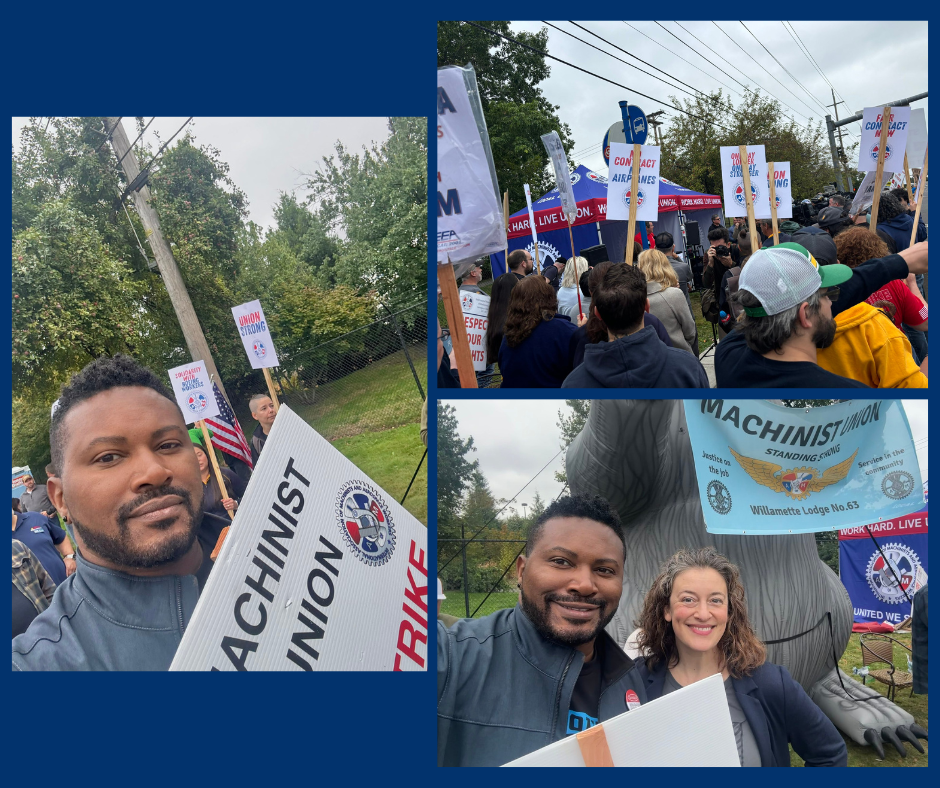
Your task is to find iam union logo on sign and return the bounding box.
[866,542,921,604]
[870,143,894,163]
[525,240,561,267]
[622,188,645,208]
[187,392,208,413]
[733,181,760,208]
[336,481,397,567]
[252,340,267,359]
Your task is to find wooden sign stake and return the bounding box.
[870,105,892,236]
[909,147,928,248]
[767,160,779,246]
[625,143,642,264]
[576,724,615,767]
[197,419,234,522]
[739,145,759,250]
[438,262,478,388]
[262,367,280,413]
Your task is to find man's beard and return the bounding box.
[71,484,202,570]
[520,588,616,648]
[813,315,838,349]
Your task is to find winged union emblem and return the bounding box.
[729,448,859,501]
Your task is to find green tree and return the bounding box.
[660,90,841,201]
[554,399,591,484]
[438,21,575,211]
[305,117,426,306]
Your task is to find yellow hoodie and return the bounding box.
[817,302,927,388]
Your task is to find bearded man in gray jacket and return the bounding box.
[437,494,646,766]
[13,355,205,671]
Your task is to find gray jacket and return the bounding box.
[437,604,646,766]
[12,553,199,671]
[20,484,54,515]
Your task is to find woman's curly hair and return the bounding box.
[834,226,890,269]
[503,275,559,348]
[635,547,766,678]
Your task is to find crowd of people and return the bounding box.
[440,187,927,388]
[437,493,878,766]
[12,354,282,662]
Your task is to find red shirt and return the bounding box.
[634,231,655,248]
[866,279,928,328]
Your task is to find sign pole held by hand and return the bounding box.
[739,145,759,249]
[262,368,280,414]
[909,146,928,248]
[197,419,234,523]
[625,143,642,264]
[870,106,892,236]
[438,261,478,388]
[766,161,779,246]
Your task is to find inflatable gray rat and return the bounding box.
[566,399,927,759]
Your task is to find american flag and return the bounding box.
[204,382,254,469]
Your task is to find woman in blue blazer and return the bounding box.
[633,547,847,766]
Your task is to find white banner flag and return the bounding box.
[720,145,770,218]
[856,106,911,172]
[171,405,429,671]
[523,183,539,250]
[756,161,793,220]
[606,142,661,223]
[541,131,577,224]
[437,65,507,264]
[232,299,279,369]
[167,360,221,424]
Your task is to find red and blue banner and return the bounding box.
[838,484,927,627]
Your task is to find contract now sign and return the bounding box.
[171,406,428,671]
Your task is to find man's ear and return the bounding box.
[47,476,67,522]
[645,298,651,314]
[516,553,527,587]
[797,301,814,330]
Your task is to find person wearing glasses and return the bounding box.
[714,243,869,387]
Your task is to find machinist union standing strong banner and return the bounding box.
[685,400,923,535]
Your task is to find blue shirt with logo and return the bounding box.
[12,511,68,585]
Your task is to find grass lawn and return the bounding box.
[440,591,517,618]
[287,349,427,440]
[689,290,718,356]
[789,631,927,766]
[333,422,427,526]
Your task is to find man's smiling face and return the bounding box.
[48,386,204,571]
[517,516,624,649]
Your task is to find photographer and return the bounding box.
[701,226,739,337]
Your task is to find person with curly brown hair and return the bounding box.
[835,227,928,333]
[631,547,847,766]
[497,275,585,387]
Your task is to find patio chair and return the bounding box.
[859,633,914,702]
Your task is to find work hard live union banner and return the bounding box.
[685,400,924,535]
[839,488,928,626]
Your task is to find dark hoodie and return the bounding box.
[562,325,709,388]
[879,212,925,253]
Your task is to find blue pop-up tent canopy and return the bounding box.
[490,165,723,275]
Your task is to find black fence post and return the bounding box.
[382,301,425,401]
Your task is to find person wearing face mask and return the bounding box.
[632,547,847,767]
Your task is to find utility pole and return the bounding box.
[829,89,853,190]
[647,110,666,145]
[106,117,234,408]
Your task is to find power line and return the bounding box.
[461,22,723,130]
[138,116,193,173]
[116,117,155,167]
[665,21,812,132]
[438,444,564,572]
[716,22,821,120]
[562,21,706,99]
[623,21,744,99]
[738,22,829,115]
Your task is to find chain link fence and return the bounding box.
[275,301,427,441]
[438,538,525,619]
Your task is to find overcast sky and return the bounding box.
[11,117,391,231]
[506,21,928,177]
[444,399,928,513]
